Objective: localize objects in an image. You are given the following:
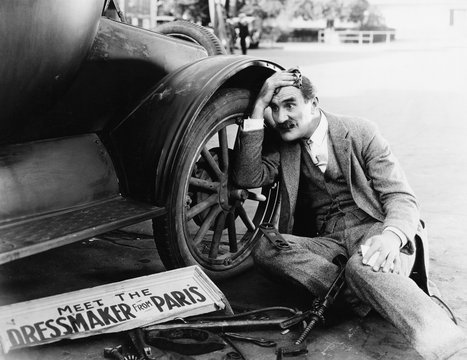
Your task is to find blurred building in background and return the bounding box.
[116,0,240,51]
[119,0,218,30]
[116,0,467,43]
[372,0,467,40]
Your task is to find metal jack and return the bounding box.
[104,345,126,360]
[128,328,156,360]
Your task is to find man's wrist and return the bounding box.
[384,227,407,248]
[251,102,268,119]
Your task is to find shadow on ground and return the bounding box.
[0,235,421,360]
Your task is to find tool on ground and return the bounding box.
[144,317,288,332]
[145,328,226,355]
[144,306,297,333]
[280,254,348,344]
[104,345,126,360]
[143,307,297,359]
[128,328,156,360]
[223,351,243,360]
[223,332,276,347]
[275,343,308,360]
[220,334,247,360]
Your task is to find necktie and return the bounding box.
[305,139,320,166]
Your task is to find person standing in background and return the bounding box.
[237,13,249,55]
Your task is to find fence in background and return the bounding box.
[318,29,396,44]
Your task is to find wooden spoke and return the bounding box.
[201,147,223,180]
[186,193,218,221]
[218,128,229,172]
[236,204,256,232]
[189,177,219,193]
[209,211,226,259]
[247,191,267,202]
[193,206,222,246]
[226,212,238,253]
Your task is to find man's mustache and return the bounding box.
[276,120,296,130]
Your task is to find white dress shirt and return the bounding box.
[303,111,329,173]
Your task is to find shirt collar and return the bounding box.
[308,110,328,145]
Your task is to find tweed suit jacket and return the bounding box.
[233,111,432,293]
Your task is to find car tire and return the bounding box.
[155,19,226,55]
[153,88,280,280]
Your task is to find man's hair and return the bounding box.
[300,75,317,102]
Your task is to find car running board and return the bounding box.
[0,196,166,265]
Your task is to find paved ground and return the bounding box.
[252,37,467,331]
[1,38,467,359]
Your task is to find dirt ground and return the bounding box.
[1,37,467,359]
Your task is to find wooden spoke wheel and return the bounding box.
[153,88,280,280]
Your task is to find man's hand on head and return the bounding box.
[362,232,402,274]
[251,71,297,119]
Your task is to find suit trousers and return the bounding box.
[253,211,467,359]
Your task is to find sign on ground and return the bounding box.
[0,266,226,354]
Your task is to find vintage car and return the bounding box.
[0,0,282,280]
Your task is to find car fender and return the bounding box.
[111,55,282,205]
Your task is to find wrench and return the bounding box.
[104,345,125,360]
[223,332,276,347]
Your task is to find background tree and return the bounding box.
[158,0,209,25]
[316,0,346,28]
[237,0,281,19]
[348,0,370,25]
[156,0,384,39]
